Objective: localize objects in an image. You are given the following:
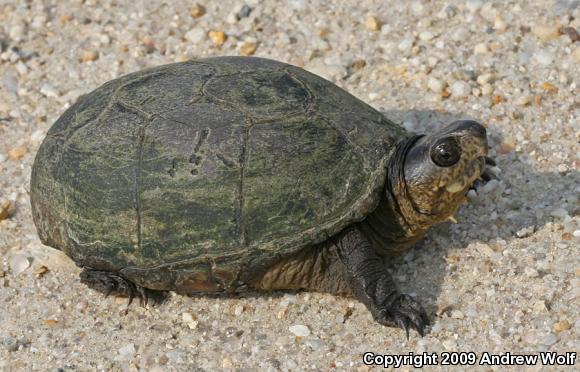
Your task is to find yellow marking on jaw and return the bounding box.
[445,181,464,193]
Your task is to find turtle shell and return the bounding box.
[30,57,406,291]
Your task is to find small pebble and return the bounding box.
[222,358,234,368]
[141,37,155,54]
[534,50,553,65]
[234,304,244,316]
[289,324,310,337]
[481,83,493,95]
[118,343,136,359]
[427,77,446,93]
[562,27,579,42]
[451,81,471,98]
[475,243,494,256]
[573,46,580,62]
[40,84,59,98]
[465,0,484,13]
[524,267,539,278]
[476,73,494,85]
[553,320,571,333]
[419,31,434,41]
[80,50,99,62]
[209,31,226,45]
[515,96,531,106]
[411,2,425,15]
[532,24,561,41]
[30,130,45,145]
[10,255,30,274]
[558,73,568,84]
[76,301,88,313]
[181,312,198,329]
[226,12,239,24]
[474,43,489,54]
[494,16,507,32]
[239,42,257,56]
[277,309,287,319]
[532,300,548,314]
[7,144,27,160]
[573,230,580,238]
[497,137,516,154]
[398,37,414,51]
[35,265,48,278]
[239,5,252,18]
[365,16,382,31]
[541,82,558,93]
[189,4,205,18]
[439,5,458,18]
[0,200,11,221]
[185,28,206,43]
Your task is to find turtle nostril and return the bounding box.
[473,123,486,138]
[451,120,486,139]
[470,122,486,138]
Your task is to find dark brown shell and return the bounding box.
[30,57,406,291]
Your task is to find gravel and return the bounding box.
[0,0,578,370]
[451,80,472,97]
[289,325,311,337]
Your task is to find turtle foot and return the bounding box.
[374,294,429,339]
[80,268,165,306]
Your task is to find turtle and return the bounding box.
[30,56,492,337]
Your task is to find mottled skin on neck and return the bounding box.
[363,122,487,256]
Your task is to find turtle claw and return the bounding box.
[394,315,410,340]
[378,294,429,338]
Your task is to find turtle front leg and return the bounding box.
[333,227,429,338]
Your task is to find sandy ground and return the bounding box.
[0,0,579,371]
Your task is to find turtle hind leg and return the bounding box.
[80,268,166,306]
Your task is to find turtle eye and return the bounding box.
[431,138,461,167]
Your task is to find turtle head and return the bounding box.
[387,120,488,234]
